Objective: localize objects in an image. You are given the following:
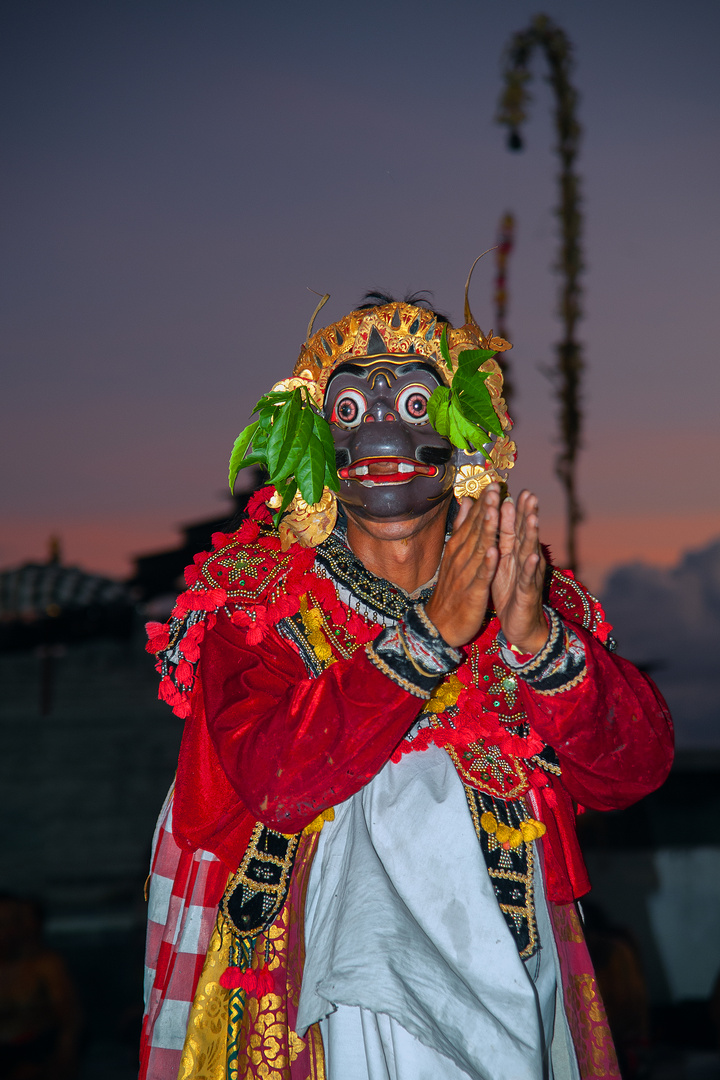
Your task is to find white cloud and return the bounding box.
[602,538,720,748]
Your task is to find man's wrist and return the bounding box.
[366,601,463,699]
[498,606,587,694]
[503,616,549,658]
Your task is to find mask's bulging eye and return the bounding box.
[330,388,367,428]
[396,384,431,425]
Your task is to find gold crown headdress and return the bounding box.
[229,282,517,548]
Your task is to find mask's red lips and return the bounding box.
[339,457,438,486]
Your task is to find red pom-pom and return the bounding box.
[145,625,170,654]
[175,659,194,685]
[232,606,269,644]
[219,966,245,990]
[236,519,262,544]
[178,622,205,661]
[172,697,192,719]
[184,564,200,587]
[268,595,296,621]
[176,587,228,613]
[246,487,275,521]
[255,967,274,996]
[158,676,181,706]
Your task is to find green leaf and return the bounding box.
[427,386,451,435]
[456,387,503,436]
[447,398,473,450]
[452,360,503,437]
[237,452,267,469]
[256,408,273,438]
[252,390,294,413]
[228,420,259,493]
[452,360,491,398]
[273,401,314,484]
[313,414,340,492]
[428,384,495,451]
[324,462,340,492]
[449,397,488,450]
[439,324,452,370]
[295,431,326,505]
[457,347,496,365]
[272,478,298,526]
[266,390,302,477]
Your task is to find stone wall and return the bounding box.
[0,621,181,922]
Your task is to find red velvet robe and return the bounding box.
[143,497,674,1080]
[172,576,673,905]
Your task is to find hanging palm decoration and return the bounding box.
[494,212,516,409]
[496,13,584,572]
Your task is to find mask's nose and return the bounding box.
[363,374,398,423]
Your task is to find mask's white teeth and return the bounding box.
[397,462,414,473]
[354,465,369,476]
[360,479,374,487]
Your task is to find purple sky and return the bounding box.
[2,0,719,591]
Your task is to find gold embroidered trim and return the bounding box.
[415,602,440,639]
[365,642,431,699]
[533,661,588,696]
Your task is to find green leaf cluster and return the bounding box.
[228,387,339,525]
[427,347,504,451]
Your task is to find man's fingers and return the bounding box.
[517,511,539,562]
[446,488,500,569]
[453,497,473,532]
[477,544,499,583]
[516,550,542,591]
[498,495,516,555]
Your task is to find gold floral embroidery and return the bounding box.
[178,914,232,1080]
[555,904,584,944]
[565,973,620,1079]
[239,992,288,1078]
[288,1029,305,1063]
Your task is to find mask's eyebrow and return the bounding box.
[327,363,369,384]
[325,361,440,401]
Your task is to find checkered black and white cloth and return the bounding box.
[140,786,229,1080]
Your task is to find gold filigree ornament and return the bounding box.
[453,433,517,502]
[277,488,338,551]
[269,372,323,410]
[455,462,495,500]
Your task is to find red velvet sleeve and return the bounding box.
[200,612,427,833]
[521,625,674,811]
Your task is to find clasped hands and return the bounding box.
[425,484,548,654]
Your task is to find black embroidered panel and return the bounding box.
[222,824,300,939]
[276,615,326,677]
[464,788,538,959]
[315,531,433,624]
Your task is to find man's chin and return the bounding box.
[339,489,453,528]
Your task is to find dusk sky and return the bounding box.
[2,0,719,592]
